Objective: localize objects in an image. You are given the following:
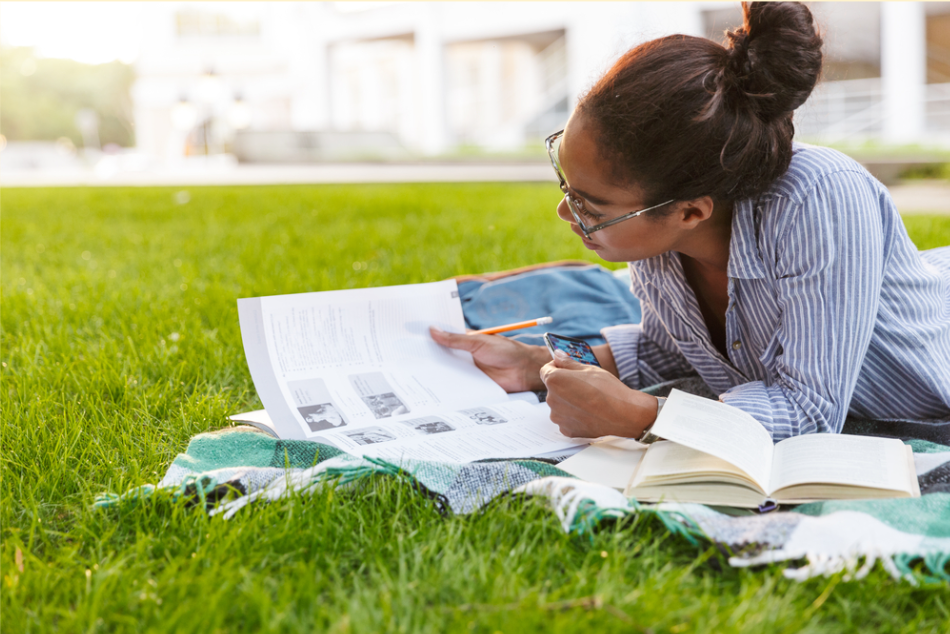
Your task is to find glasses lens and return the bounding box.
[565,195,589,235]
[550,134,565,173]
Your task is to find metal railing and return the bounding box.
[795,78,950,144]
[795,78,884,143]
[925,82,950,136]
[536,35,568,103]
[524,35,569,139]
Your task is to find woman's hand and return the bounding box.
[429,327,551,393]
[541,351,658,438]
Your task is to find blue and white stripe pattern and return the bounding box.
[602,144,950,442]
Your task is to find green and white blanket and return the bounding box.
[96,427,950,585]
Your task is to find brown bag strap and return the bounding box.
[451,260,596,283]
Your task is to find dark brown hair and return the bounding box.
[577,1,823,206]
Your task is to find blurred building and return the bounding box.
[129,1,950,164]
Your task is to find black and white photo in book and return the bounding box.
[460,407,508,426]
[288,378,348,431]
[343,426,397,445]
[400,416,455,435]
[348,372,410,418]
[297,403,347,432]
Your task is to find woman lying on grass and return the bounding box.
[432,1,950,443]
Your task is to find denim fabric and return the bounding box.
[458,264,641,347]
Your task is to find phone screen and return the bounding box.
[544,333,601,367]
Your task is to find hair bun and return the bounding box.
[721,1,822,121]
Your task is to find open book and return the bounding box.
[559,389,919,507]
[235,280,586,463]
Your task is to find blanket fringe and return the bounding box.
[731,550,950,585]
[511,477,704,545]
[93,484,157,509]
[93,473,225,510]
[210,456,401,519]
[92,457,394,514]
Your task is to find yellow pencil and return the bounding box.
[472,316,553,335]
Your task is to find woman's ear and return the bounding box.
[674,196,716,229]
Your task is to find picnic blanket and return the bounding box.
[95,429,950,585]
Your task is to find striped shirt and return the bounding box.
[602,144,950,442]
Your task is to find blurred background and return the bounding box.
[1,1,949,190]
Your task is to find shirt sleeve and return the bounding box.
[601,287,697,389]
[720,170,885,441]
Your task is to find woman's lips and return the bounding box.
[571,225,600,249]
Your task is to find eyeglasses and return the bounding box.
[544,129,676,239]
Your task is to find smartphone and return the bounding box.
[543,333,602,367]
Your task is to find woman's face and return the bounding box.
[557,113,688,263]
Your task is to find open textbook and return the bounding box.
[235,280,587,463]
[559,389,920,507]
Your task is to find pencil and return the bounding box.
[472,316,553,335]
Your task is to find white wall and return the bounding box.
[131,1,937,160]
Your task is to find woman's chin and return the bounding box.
[595,248,650,263]
[588,248,621,262]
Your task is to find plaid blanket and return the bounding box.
[96,427,950,585]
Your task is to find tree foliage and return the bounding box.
[0,47,135,147]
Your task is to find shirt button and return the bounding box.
[732,340,742,350]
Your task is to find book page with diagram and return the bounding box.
[330,400,586,463]
[238,280,585,461]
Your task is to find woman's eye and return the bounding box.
[579,204,603,220]
[569,192,604,220]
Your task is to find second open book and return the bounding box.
[560,389,920,507]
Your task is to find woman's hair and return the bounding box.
[577,1,823,206]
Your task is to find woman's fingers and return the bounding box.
[542,357,640,437]
[430,326,547,393]
[429,326,482,352]
[540,356,596,389]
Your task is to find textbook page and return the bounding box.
[770,433,913,495]
[334,401,587,464]
[649,390,774,491]
[239,280,510,441]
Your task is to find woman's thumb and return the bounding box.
[552,349,582,368]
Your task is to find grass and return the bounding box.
[2,183,949,633]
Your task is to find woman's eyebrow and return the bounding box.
[557,141,613,207]
[570,186,613,207]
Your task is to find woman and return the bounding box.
[432,2,950,442]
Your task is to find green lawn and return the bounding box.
[2,184,948,633]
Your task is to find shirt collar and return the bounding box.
[726,197,768,280]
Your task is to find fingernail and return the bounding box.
[554,350,569,359]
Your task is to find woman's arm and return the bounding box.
[720,169,886,440]
[600,277,699,389]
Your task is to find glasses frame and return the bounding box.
[545,129,676,239]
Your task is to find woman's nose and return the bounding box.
[556,196,575,224]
